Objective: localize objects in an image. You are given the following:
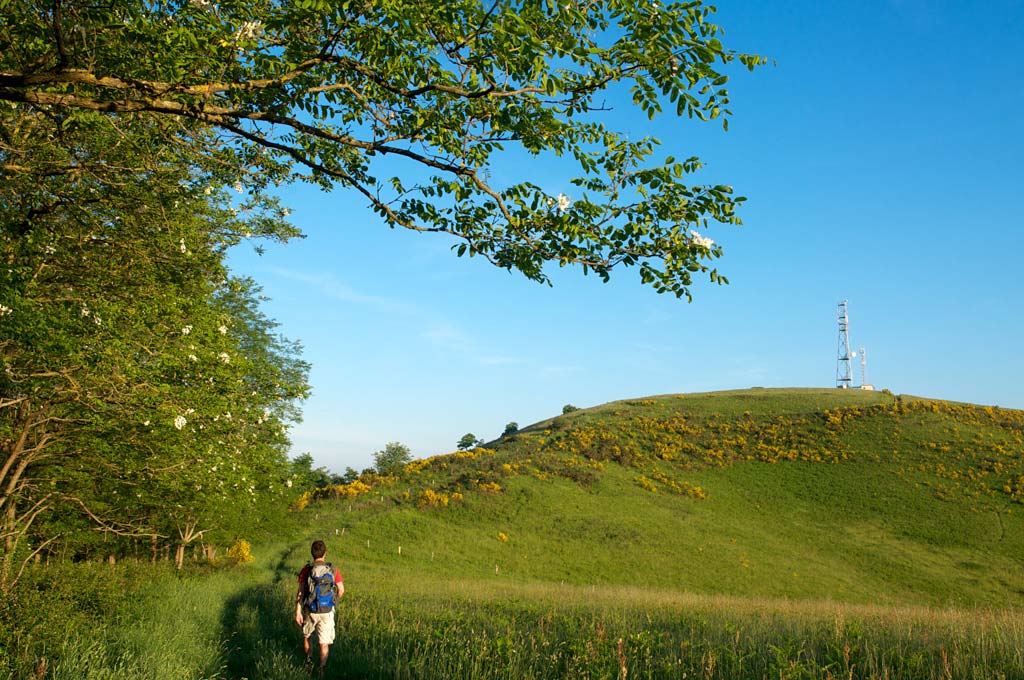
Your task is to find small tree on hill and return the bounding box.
[502,422,519,437]
[457,433,481,451]
[373,442,412,475]
[562,404,579,414]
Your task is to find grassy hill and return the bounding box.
[11,388,1024,679]
[304,387,1024,608]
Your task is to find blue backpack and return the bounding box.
[305,562,337,613]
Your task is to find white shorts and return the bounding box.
[302,610,336,645]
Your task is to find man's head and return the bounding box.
[311,540,327,560]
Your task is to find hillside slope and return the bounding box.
[302,388,1024,607]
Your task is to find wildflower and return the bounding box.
[182,325,193,335]
[689,230,714,248]
[204,186,213,195]
[557,193,571,213]
[233,181,243,193]
[174,415,187,430]
[0,304,11,316]
[143,420,150,426]
[179,239,187,253]
[218,351,231,363]
[93,315,102,326]
[286,479,293,488]
[44,245,56,255]
[218,325,228,334]
[80,306,90,317]
[188,354,198,362]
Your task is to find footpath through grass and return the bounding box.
[7,539,1024,680]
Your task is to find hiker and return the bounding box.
[295,539,344,675]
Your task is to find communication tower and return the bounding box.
[836,300,852,389]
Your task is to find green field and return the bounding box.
[5,388,1024,678]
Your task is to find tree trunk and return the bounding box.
[174,543,185,570]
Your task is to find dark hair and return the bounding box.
[311,540,327,559]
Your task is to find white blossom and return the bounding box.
[557,193,571,213]
[0,304,11,316]
[179,239,187,253]
[44,245,56,255]
[173,415,187,430]
[203,186,213,195]
[185,408,195,415]
[235,20,263,41]
[80,306,90,317]
[143,420,150,426]
[218,351,231,363]
[689,230,715,248]
[218,325,228,334]
[182,325,193,335]
[93,315,102,326]
[233,181,243,193]
[285,479,293,488]
[188,354,198,362]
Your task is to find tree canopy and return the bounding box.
[1,0,763,298]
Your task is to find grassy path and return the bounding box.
[7,539,1024,679]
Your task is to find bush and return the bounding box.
[457,433,481,451]
[374,442,412,475]
[226,539,255,565]
[562,404,579,414]
[502,422,519,437]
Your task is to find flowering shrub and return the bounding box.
[226,538,254,565]
[418,489,450,508]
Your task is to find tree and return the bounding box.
[0,106,308,581]
[502,422,519,437]
[457,433,482,451]
[562,404,580,414]
[373,442,412,475]
[1,0,763,300]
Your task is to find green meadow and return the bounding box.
[5,388,1024,679]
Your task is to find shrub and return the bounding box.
[225,539,255,565]
[562,404,579,414]
[374,441,412,475]
[502,422,519,437]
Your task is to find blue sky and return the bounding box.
[227,0,1024,473]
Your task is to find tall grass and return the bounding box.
[6,544,1024,679]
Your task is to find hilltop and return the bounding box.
[302,388,1024,608]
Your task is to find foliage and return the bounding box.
[502,422,519,437]
[0,106,309,583]
[562,404,580,414]
[373,442,413,475]
[0,0,764,299]
[457,433,481,451]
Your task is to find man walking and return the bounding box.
[295,539,344,676]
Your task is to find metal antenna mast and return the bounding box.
[836,300,853,389]
[859,345,867,387]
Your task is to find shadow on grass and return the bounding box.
[219,545,377,679]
